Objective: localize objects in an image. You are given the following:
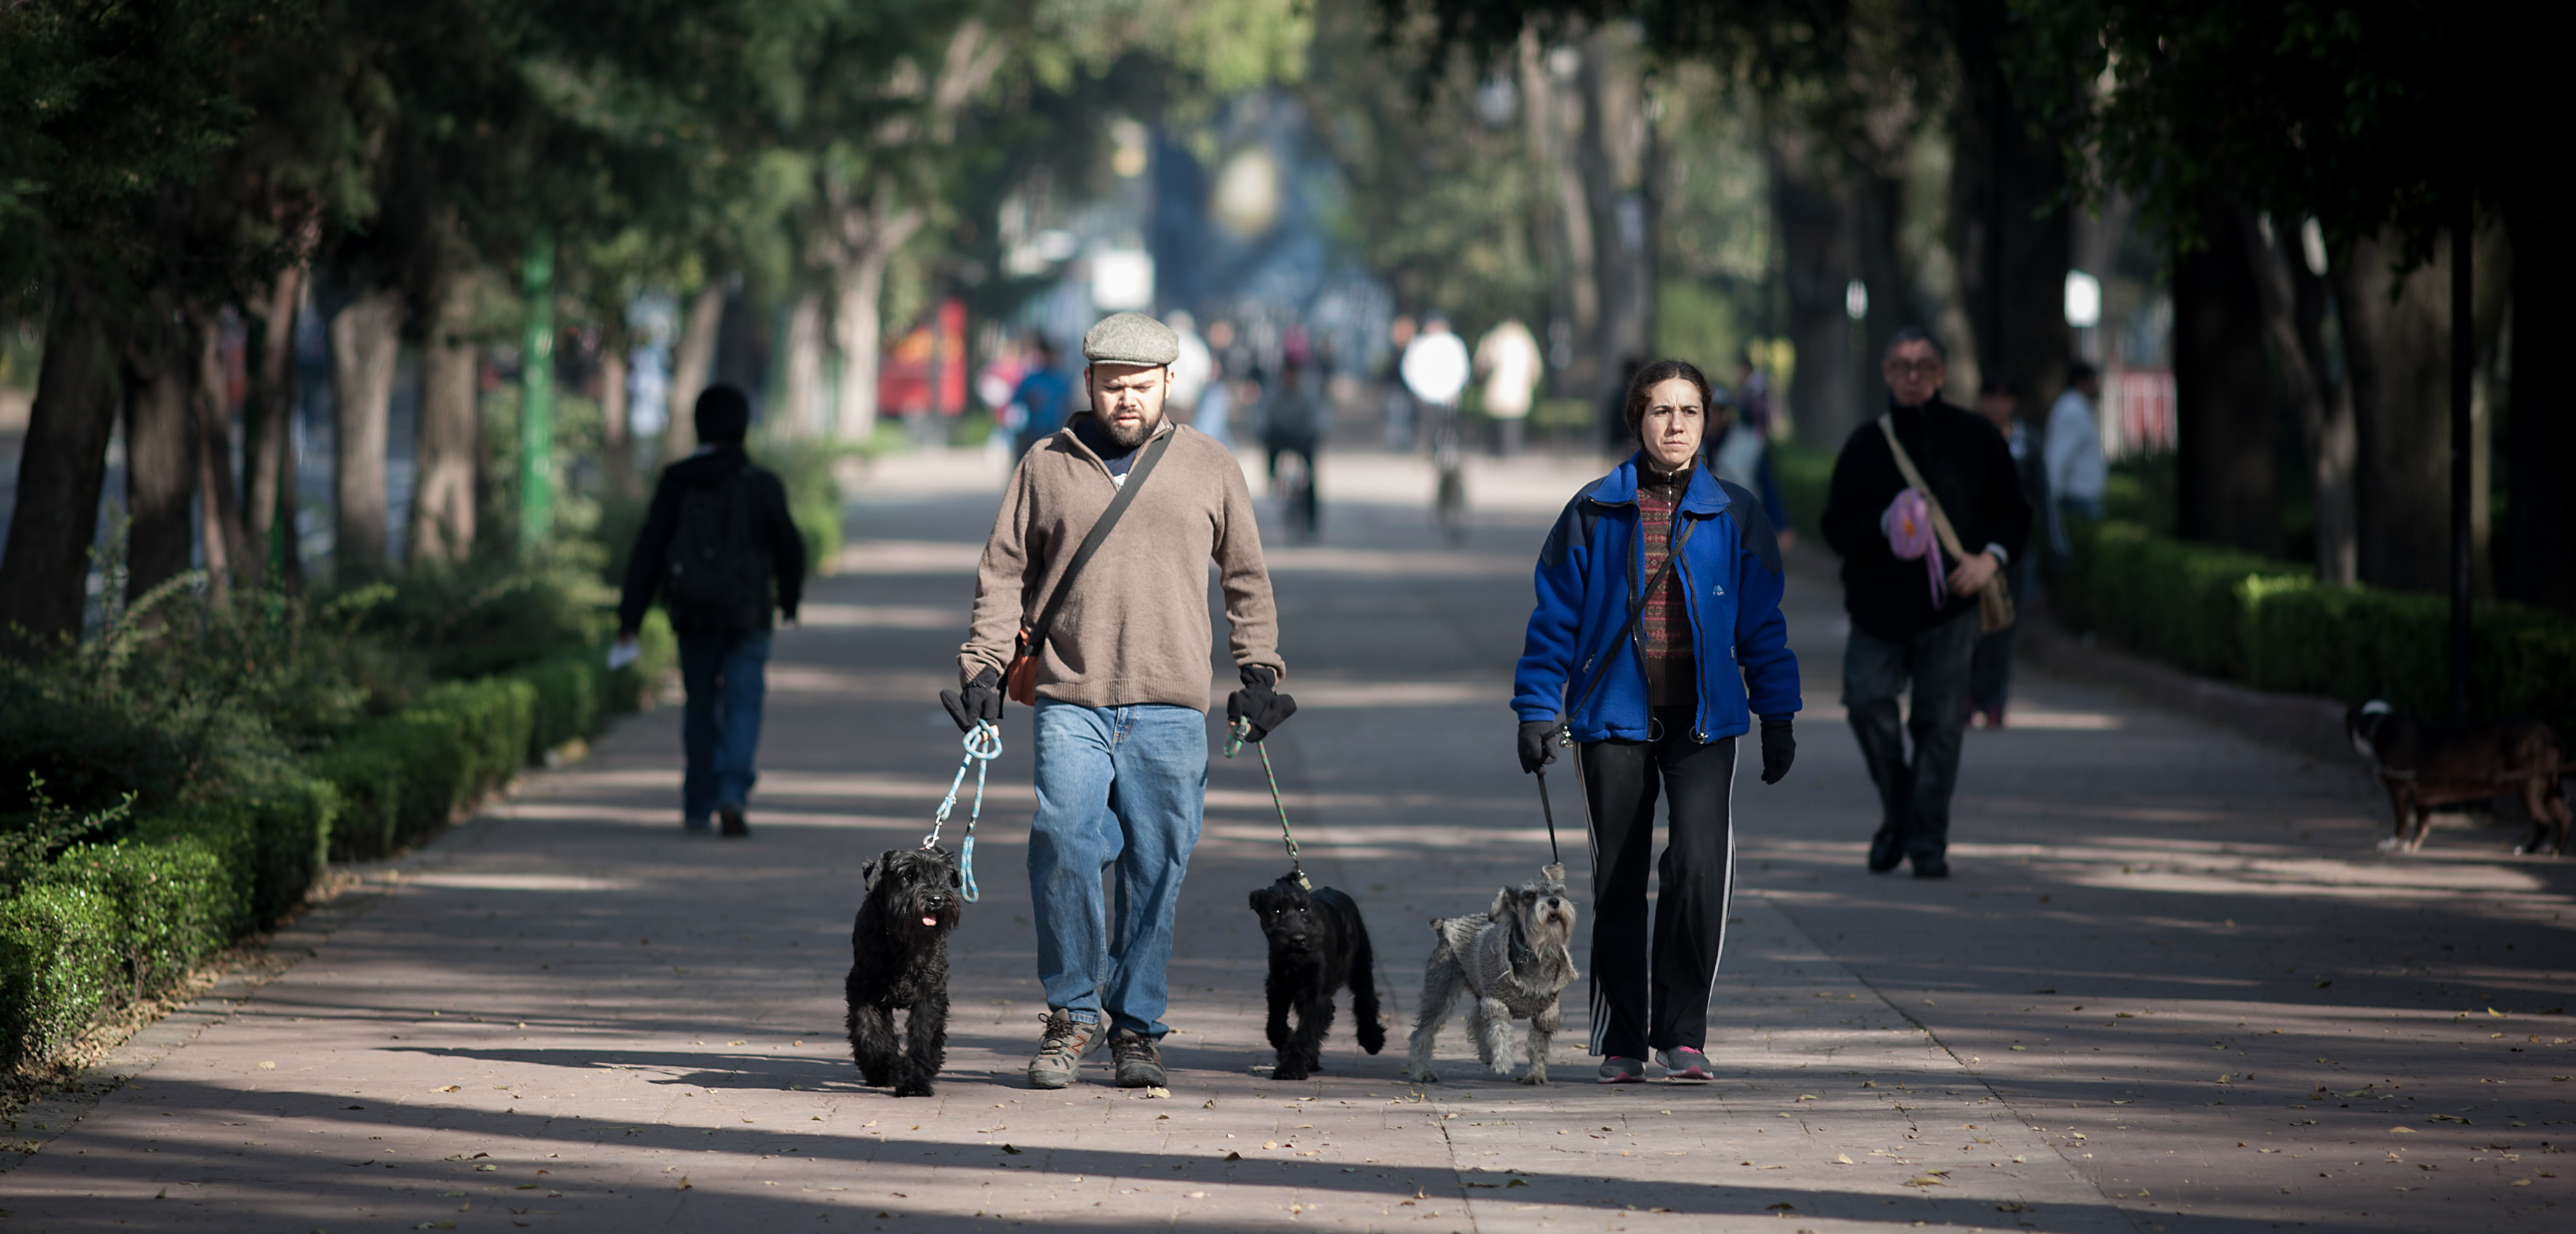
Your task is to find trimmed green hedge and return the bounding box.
[2052,518,2576,735]
[3,613,676,1073]
[0,882,118,1069]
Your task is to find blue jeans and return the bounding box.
[678,630,771,826]
[1028,701,1208,1038]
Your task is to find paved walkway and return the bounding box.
[4,447,2571,1233]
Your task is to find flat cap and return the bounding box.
[1082,312,1179,367]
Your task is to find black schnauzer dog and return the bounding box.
[1249,871,1384,1081]
[846,846,961,1097]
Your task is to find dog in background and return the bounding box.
[1249,872,1385,1081]
[1407,870,1579,1084]
[2347,701,2569,856]
[846,846,963,1097]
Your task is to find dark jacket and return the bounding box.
[1513,455,1801,744]
[1821,398,2032,641]
[618,446,806,636]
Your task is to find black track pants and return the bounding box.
[1578,710,1737,1059]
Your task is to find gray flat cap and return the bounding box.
[1082,312,1179,366]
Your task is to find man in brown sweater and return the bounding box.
[944,312,1297,1091]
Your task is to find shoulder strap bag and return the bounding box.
[1557,516,1697,729]
[1877,414,2015,634]
[1004,429,1176,705]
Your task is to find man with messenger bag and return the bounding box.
[1821,327,2031,879]
[945,312,1297,1091]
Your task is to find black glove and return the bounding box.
[1759,716,1795,785]
[1517,720,1561,774]
[940,667,1004,734]
[1225,665,1297,742]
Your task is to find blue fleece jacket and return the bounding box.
[1512,456,1802,743]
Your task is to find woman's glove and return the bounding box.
[1227,665,1297,742]
[1517,720,1561,774]
[940,667,1003,734]
[1759,716,1796,784]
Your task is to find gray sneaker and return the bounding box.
[1027,1010,1097,1089]
[1657,1046,1714,1082]
[1597,1055,1648,1084]
[1110,1029,1166,1089]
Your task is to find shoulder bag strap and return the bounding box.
[1024,428,1176,654]
[1560,515,1696,723]
[1877,413,1974,564]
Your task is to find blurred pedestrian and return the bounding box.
[1260,358,1324,536]
[1165,311,1213,417]
[2043,361,2106,557]
[1966,374,2045,728]
[947,312,1296,1092]
[1009,337,1075,459]
[1475,318,1541,457]
[1821,329,2030,878]
[1512,358,1801,1084]
[615,385,807,838]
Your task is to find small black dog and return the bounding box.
[1248,872,1384,1081]
[846,846,962,1097]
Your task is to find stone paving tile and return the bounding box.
[4,473,2571,1234]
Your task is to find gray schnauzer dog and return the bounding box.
[1406,868,1579,1084]
[1249,872,1386,1081]
[845,846,961,1097]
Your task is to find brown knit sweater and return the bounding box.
[1635,463,1696,707]
[959,419,1283,710]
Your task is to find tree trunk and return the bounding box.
[782,291,826,438]
[831,199,924,444]
[2498,199,2572,613]
[2171,206,2279,556]
[1949,0,2074,419]
[1576,27,1650,403]
[601,348,634,497]
[1767,121,1859,446]
[1850,166,1916,385]
[2238,211,2357,582]
[2336,230,2451,592]
[0,280,122,657]
[329,285,402,582]
[241,264,302,588]
[411,261,478,566]
[662,281,723,460]
[188,301,248,600]
[123,292,198,604]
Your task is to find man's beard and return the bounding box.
[1104,407,1161,448]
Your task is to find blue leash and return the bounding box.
[923,721,1001,902]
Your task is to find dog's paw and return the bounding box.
[1406,1067,1440,1083]
[1272,1066,1310,1081]
[893,1081,936,1098]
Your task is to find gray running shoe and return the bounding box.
[1110,1029,1167,1089]
[1657,1046,1714,1082]
[1597,1055,1648,1084]
[1027,1010,1096,1089]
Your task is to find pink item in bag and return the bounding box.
[1881,486,1945,606]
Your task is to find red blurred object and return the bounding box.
[880,297,970,416]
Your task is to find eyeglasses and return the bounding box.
[1883,360,1943,379]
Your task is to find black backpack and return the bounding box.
[662,463,772,635]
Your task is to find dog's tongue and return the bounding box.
[921,915,939,927]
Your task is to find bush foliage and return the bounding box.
[2051,518,2576,736]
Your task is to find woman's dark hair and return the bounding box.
[1621,358,1717,439]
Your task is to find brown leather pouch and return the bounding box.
[1005,628,1039,706]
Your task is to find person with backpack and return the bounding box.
[944,312,1295,1091]
[617,385,807,837]
[1512,358,1802,1086]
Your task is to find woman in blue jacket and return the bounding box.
[1513,358,1802,1084]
